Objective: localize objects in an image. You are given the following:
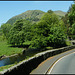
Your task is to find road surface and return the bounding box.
[30,49,75,74]
[48,52,75,74]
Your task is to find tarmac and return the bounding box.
[30,48,75,74]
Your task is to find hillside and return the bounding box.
[6,10,66,25]
[6,10,45,25]
[54,10,66,19]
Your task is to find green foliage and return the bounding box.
[8,19,33,46]
[72,23,75,34]
[22,20,33,41]
[2,10,67,49]
[1,23,12,39]
[49,24,66,47]
[47,10,54,14]
[45,46,53,50]
[65,40,71,46]
[0,27,2,36]
[61,13,70,35]
[0,40,22,56]
[0,64,15,71]
[68,3,75,26]
[68,2,75,39]
[29,13,67,48]
[29,35,47,49]
[41,13,59,25]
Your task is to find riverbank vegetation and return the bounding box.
[0,28,23,56]
[0,40,23,56]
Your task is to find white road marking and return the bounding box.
[47,52,75,74]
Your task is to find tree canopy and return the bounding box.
[68,2,75,39]
[1,10,67,49]
[29,12,66,48]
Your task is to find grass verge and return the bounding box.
[0,40,23,56]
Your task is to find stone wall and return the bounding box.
[0,45,75,75]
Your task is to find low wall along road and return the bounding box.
[0,45,75,75]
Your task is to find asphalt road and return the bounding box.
[30,49,75,74]
[48,52,75,74]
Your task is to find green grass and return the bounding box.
[23,41,32,45]
[0,40,23,56]
[0,36,4,41]
[0,64,16,71]
[45,46,53,50]
[65,40,71,46]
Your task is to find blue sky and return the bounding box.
[0,1,74,27]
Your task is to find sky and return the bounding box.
[0,1,74,27]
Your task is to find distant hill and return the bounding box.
[54,10,66,19]
[6,10,66,25]
[6,10,45,25]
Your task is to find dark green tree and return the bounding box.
[68,2,75,39]
[47,10,54,14]
[8,19,32,46]
[29,13,66,49]
[1,23,12,39]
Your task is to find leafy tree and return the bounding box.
[1,23,12,39]
[22,20,33,42]
[49,24,66,47]
[5,11,67,49]
[68,2,75,39]
[8,19,34,46]
[29,35,47,49]
[61,13,70,35]
[72,23,75,34]
[8,19,29,45]
[68,2,75,26]
[47,10,54,14]
[29,13,66,48]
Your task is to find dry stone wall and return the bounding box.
[0,45,75,75]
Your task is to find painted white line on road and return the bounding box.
[47,52,75,74]
[47,56,63,74]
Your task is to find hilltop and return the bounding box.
[6,10,66,25]
[54,10,66,19]
[6,10,45,25]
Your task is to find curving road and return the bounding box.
[30,49,75,74]
[48,52,75,74]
